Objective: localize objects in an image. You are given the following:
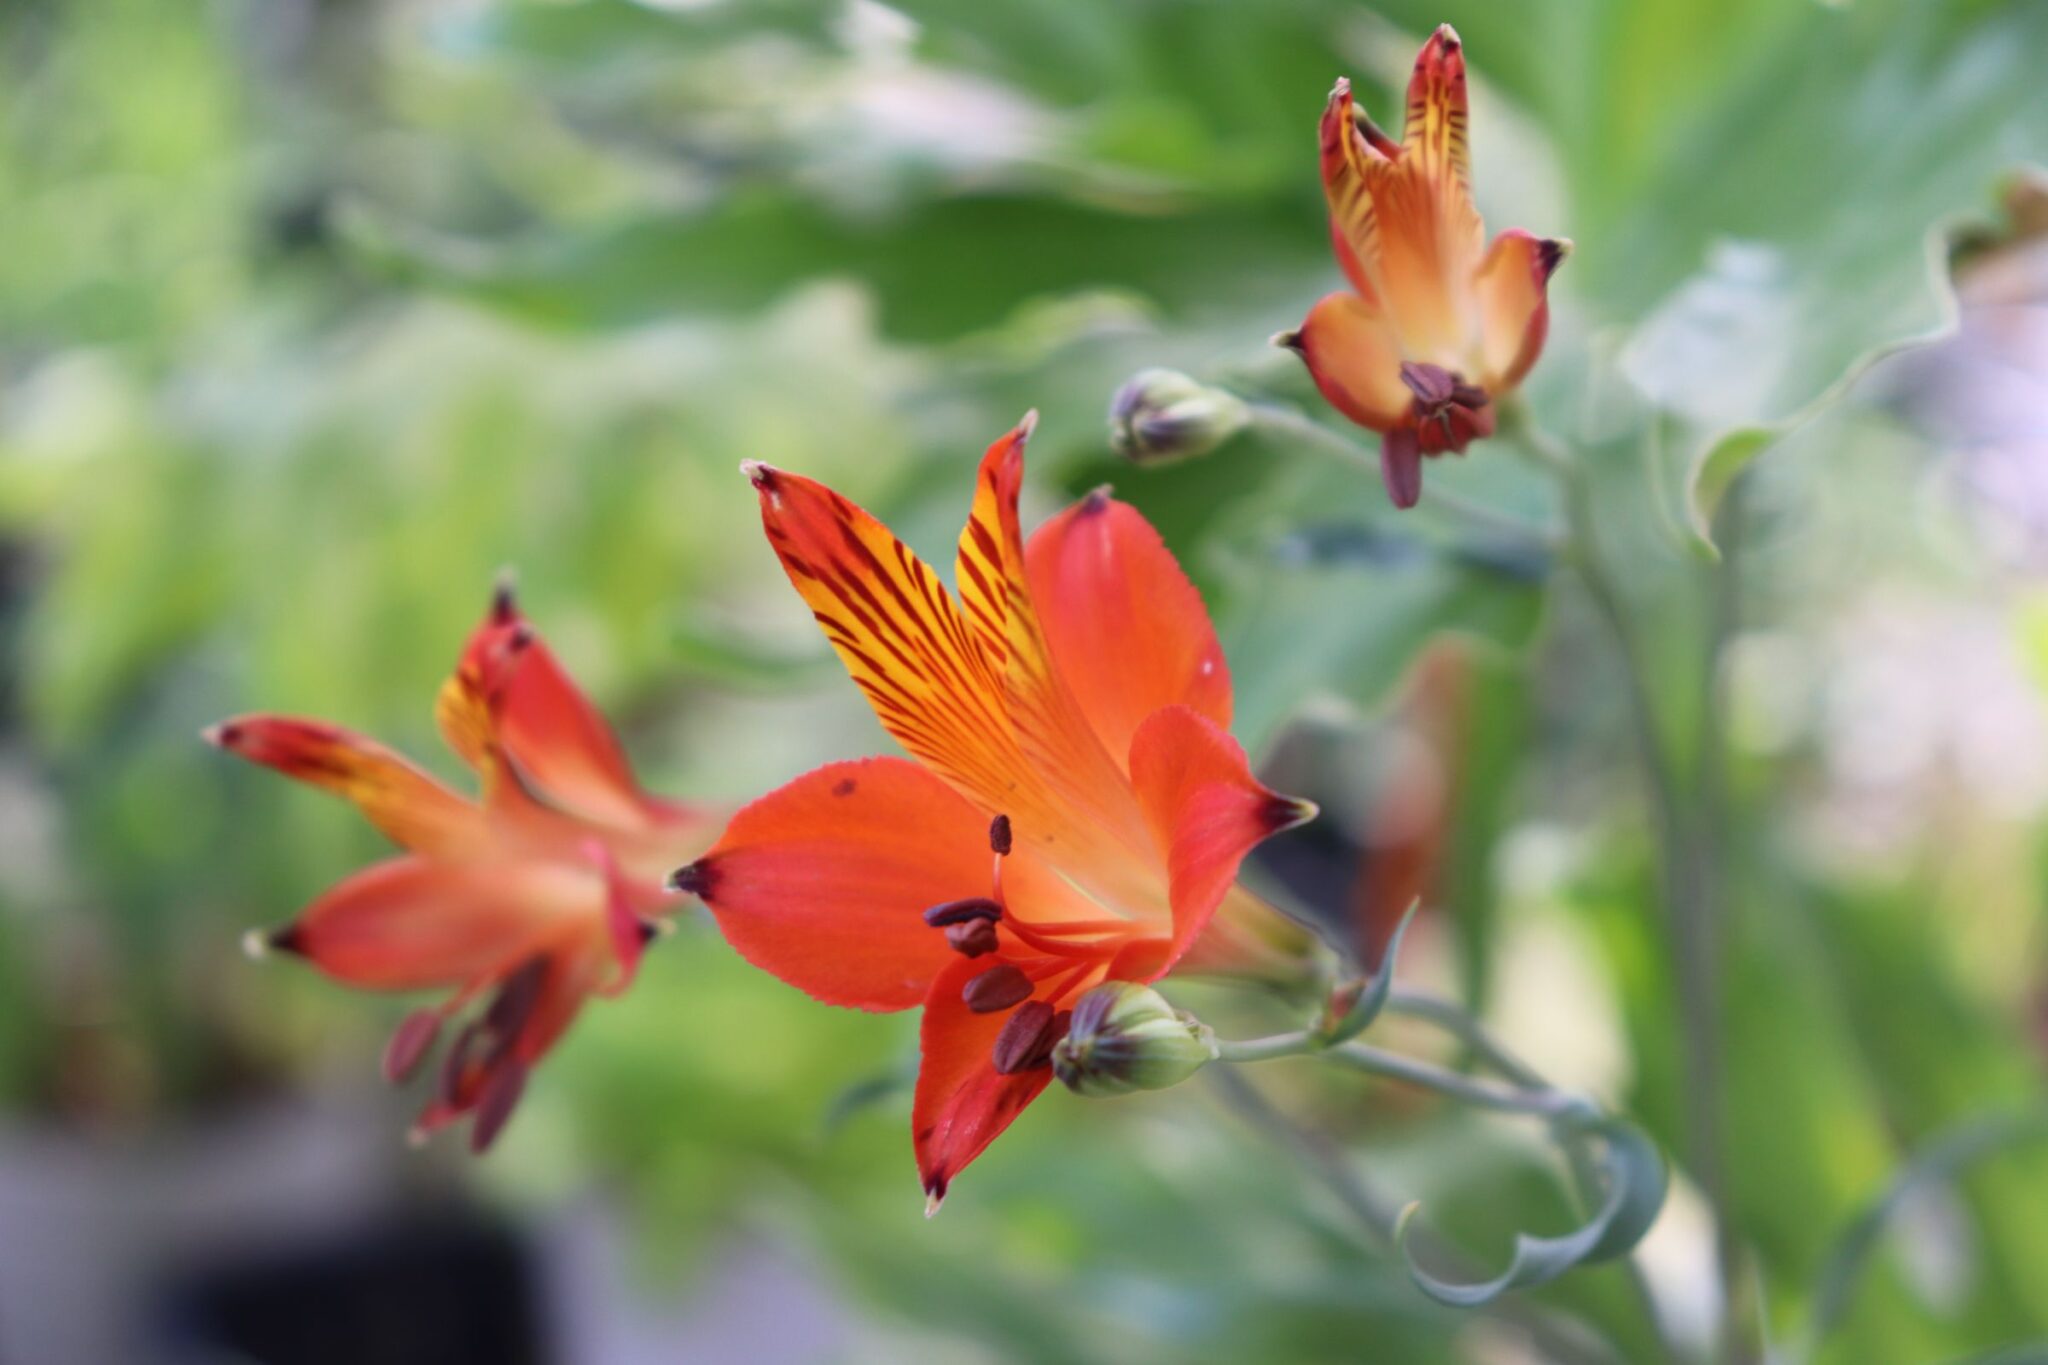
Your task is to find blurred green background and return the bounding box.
[3,0,2047,1361]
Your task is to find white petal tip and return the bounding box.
[240,929,271,961]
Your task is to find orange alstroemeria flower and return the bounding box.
[1278,25,1569,509]
[671,416,1316,1209]
[208,584,716,1151]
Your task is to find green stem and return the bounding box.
[1214,1029,1595,1123]
[1247,403,1566,552]
[1206,1066,1627,1365]
[1510,403,1740,1362]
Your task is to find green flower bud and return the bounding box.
[1107,369,1250,465]
[1051,981,1217,1097]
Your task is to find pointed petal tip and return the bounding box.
[1265,795,1320,831]
[1016,409,1039,440]
[740,459,779,491]
[667,858,717,898]
[1079,484,1114,517]
[490,568,519,624]
[1269,329,1304,352]
[200,722,233,749]
[1432,22,1461,49]
[241,925,303,961]
[923,1185,946,1218]
[1328,75,1351,103]
[405,1123,432,1150]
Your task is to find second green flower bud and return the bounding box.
[1051,981,1218,1097]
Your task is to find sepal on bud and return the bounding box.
[1108,369,1251,465]
[1051,981,1218,1097]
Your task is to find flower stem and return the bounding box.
[1213,1029,1594,1122]
[1509,402,1744,1362]
[1206,1065,1630,1365]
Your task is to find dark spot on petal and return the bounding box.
[1079,487,1113,517]
[832,778,857,797]
[269,923,307,956]
[490,576,518,625]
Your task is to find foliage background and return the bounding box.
[2,0,2046,1361]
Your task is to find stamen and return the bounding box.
[923,897,1003,927]
[438,1022,481,1108]
[962,964,1034,1014]
[991,1002,1065,1074]
[382,1008,444,1085]
[944,919,1000,958]
[469,1060,529,1154]
[484,956,548,1058]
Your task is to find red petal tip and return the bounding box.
[1263,795,1320,832]
[741,459,779,491]
[1079,485,1113,517]
[490,570,519,624]
[1432,22,1461,49]
[668,858,718,898]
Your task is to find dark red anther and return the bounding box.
[988,814,1013,857]
[1381,429,1423,510]
[962,963,1033,1014]
[1399,361,1458,409]
[484,956,548,1057]
[469,1060,529,1154]
[382,1008,443,1085]
[944,919,1000,958]
[438,1022,482,1108]
[992,1001,1062,1074]
[490,575,518,625]
[923,897,1003,928]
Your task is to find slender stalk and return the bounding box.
[1509,406,1741,1363]
[1248,402,1566,552]
[1377,988,1676,1361]
[1206,1065,1627,1365]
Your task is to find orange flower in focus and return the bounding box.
[207,584,716,1151]
[1277,25,1569,509]
[672,416,1316,1209]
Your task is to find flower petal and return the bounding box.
[745,453,1155,907]
[1474,229,1569,394]
[953,423,1154,847]
[681,758,990,1011]
[438,586,697,837]
[268,855,597,992]
[1320,77,1397,302]
[207,716,482,856]
[914,955,1055,1210]
[1403,25,1472,200]
[1290,291,1414,434]
[745,461,1021,814]
[1126,705,1317,971]
[1024,490,1232,769]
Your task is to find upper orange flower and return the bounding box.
[208,583,716,1151]
[1278,25,1569,509]
[671,416,1316,1209]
